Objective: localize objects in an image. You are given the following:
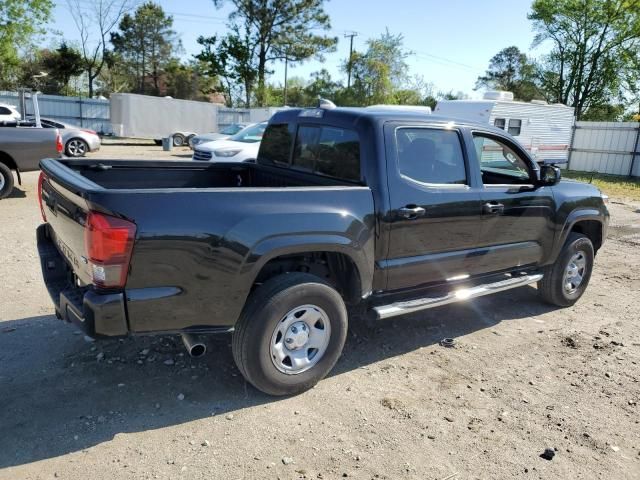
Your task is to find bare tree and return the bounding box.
[66,0,134,97]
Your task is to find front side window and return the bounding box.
[396,128,467,185]
[508,119,522,136]
[473,135,532,185]
[291,125,361,182]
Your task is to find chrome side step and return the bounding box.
[373,273,543,320]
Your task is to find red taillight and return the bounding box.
[37,171,47,222]
[56,132,63,154]
[84,211,136,288]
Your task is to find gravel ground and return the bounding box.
[1,144,639,480]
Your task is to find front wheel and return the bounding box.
[538,233,594,307]
[0,163,15,199]
[232,273,348,396]
[172,133,185,147]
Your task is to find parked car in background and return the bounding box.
[38,118,101,157]
[189,123,249,149]
[0,103,22,123]
[192,122,267,163]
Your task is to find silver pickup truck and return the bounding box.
[0,95,62,199]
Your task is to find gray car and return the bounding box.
[189,123,249,149]
[40,118,101,157]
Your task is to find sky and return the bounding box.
[49,0,546,98]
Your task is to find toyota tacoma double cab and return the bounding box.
[37,106,609,395]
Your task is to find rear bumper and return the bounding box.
[37,224,128,337]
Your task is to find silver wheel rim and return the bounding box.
[0,171,5,191]
[174,135,184,146]
[270,304,331,375]
[563,251,587,294]
[68,139,86,156]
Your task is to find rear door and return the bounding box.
[470,132,556,271]
[382,123,484,291]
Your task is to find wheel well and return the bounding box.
[254,252,362,305]
[571,220,603,252]
[0,151,17,170]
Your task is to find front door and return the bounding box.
[383,124,484,291]
[471,133,556,272]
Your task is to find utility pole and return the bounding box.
[344,32,358,89]
[284,55,289,106]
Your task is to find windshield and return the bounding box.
[229,123,267,143]
[220,124,244,135]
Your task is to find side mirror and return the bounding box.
[539,165,561,186]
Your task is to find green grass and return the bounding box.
[563,170,640,201]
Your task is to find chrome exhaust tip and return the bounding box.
[181,333,206,358]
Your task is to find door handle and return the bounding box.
[483,202,505,215]
[398,206,426,219]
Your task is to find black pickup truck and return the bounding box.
[37,107,609,395]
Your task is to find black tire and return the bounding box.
[232,273,348,396]
[172,133,185,147]
[538,233,594,307]
[0,163,15,199]
[65,138,89,157]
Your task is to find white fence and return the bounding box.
[568,121,640,177]
[0,91,112,134]
[0,91,253,136]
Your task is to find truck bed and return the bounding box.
[38,158,375,336]
[49,158,360,190]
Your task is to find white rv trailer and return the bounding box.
[435,91,575,164]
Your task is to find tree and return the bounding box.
[0,0,53,89]
[346,31,411,105]
[164,60,218,101]
[213,0,337,106]
[42,43,84,95]
[66,0,131,97]
[476,46,540,101]
[196,31,257,106]
[111,2,179,95]
[529,0,640,119]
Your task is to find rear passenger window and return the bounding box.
[396,128,467,185]
[292,125,361,182]
[0,107,11,115]
[259,124,294,165]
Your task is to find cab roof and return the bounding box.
[269,107,507,136]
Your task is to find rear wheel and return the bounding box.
[172,133,185,147]
[232,273,348,396]
[538,233,594,307]
[66,138,88,157]
[0,163,15,199]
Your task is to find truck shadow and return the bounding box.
[6,187,26,199]
[0,287,556,469]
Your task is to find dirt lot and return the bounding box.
[1,143,639,480]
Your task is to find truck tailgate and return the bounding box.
[40,170,94,285]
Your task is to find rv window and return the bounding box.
[508,119,522,136]
[494,118,506,130]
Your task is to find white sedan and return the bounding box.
[192,122,267,163]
